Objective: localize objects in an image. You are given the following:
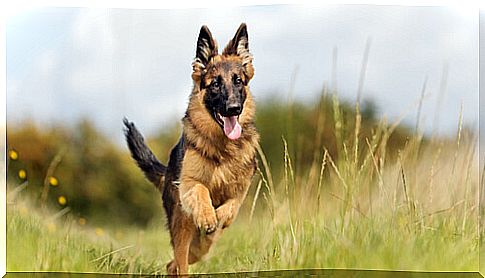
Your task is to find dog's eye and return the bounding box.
[211,80,220,88]
[234,77,242,85]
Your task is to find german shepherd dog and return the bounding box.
[123,23,259,275]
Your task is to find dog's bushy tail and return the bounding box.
[123,118,166,190]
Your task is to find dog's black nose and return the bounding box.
[226,103,242,116]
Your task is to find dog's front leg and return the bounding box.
[216,181,251,229]
[215,198,241,229]
[180,179,218,234]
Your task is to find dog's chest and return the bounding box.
[209,158,251,185]
[207,158,253,205]
[181,146,255,203]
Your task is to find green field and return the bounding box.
[6,185,479,274]
[7,200,479,274]
[6,80,481,275]
[7,110,480,274]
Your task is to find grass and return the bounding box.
[6,94,480,274]
[6,194,479,274]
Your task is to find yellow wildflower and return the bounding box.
[49,176,59,186]
[18,169,26,180]
[58,196,67,206]
[9,150,18,160]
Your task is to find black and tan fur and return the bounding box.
[123,23,259,275]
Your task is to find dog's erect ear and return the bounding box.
[223,23,254,80]
[194,25,218,69]
[223,23,251,64]
[192,25,218,84]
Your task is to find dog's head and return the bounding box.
[191,23,254,140]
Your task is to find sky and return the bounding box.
[6,5,479,146]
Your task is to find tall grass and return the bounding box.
[6,68,479,274]
[245,98,477,273]
[8,91,479,274]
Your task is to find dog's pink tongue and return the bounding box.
[223,116,242,140]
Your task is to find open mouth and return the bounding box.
[214,112,242,140]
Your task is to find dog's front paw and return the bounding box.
[195,207,218,234]
[215,205,234,229]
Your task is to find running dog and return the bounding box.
[123,23,259,275]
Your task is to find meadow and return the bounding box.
[6,88,480,275]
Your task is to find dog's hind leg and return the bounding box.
[188,228,224,264]
[169,209,196,276]
[166,260,177,275]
